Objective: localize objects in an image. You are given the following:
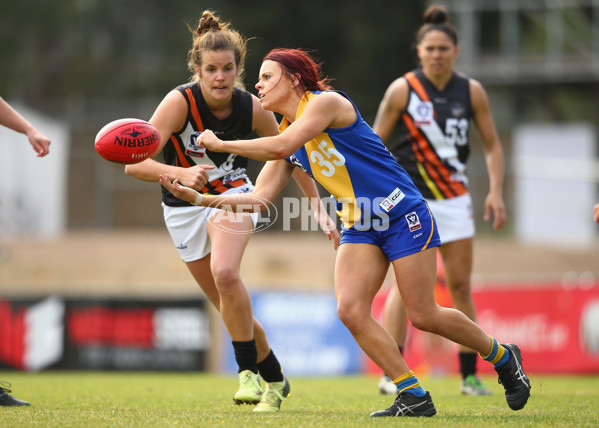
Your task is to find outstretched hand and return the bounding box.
[27,128,51,157]
[159,174,202,206]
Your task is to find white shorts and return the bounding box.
[163,183,258,262]
[426,193,475,244]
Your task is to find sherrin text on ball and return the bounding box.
[95,118,160,164]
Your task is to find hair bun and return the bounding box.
[423,5,449,25]
[196,10,222,35]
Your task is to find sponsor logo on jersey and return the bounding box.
[405,211,422,232]
[222,168,247,185]
[379,187,405,213]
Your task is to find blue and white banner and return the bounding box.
[221,291,362,376]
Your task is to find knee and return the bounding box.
[211,264,240,290]
[447,277,471,298]
[408,310,436,333]
[336,299,364,331]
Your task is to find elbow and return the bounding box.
[271,146,294,160]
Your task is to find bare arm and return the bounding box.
[159,159,294,212]
[291,168,340,249]
[197,92,356,161]
[124,90,212,190]
[470,79,506,230]
[251,94,339,246]
[372,77,408,143]
[594,203,599,224]
[0,97,50,157]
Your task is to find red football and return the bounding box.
[95,118,160,164]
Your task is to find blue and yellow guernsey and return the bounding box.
[281,91,425,229]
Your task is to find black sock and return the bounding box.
[257,350,284,383]
[232,339,258,374]
[459,352,477,379]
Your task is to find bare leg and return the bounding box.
[393,248,492,356]
[382,284,408,348]
[184,255,271,362]
[335,243,411,378]
[207,211,255,343]
[439,239,476,354]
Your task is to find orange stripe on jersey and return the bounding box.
[403,113,455,198]
[185,88,205,132]
[171,135,191,168]
[405,72,429,102]
[403,73,467,198]
[169,88,204,169]
[405,72,439,120]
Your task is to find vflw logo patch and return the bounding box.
[405,211,422,232]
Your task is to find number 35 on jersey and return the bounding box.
[309,140,346,177]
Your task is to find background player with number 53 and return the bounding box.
[372,4,507,397]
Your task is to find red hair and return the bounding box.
[263,48,333,93]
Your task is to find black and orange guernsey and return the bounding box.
[388,69,473,200]
[161,82,254,207]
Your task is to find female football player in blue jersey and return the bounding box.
[373,4,507,397]
[159,47,530,417]
[126,11,337,413]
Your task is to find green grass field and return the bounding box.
[1,371,598,427]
